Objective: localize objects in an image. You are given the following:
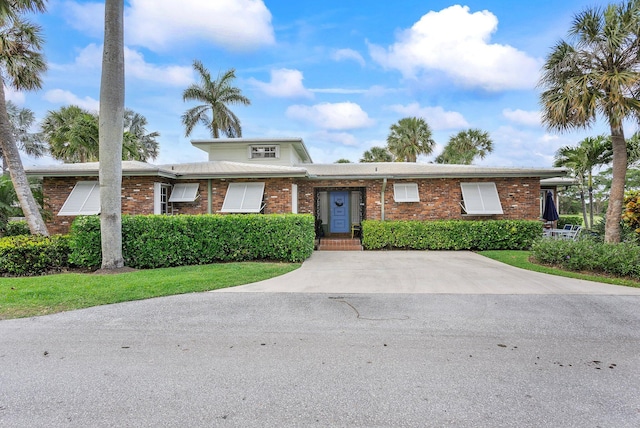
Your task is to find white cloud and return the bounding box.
[503,108,542,127]
[4,86,25,104]
[389,102,468,131]
[43,89,100,111]
[69,44,193,87]
[248,69,313,99]
[315,130,359,147]
[64,0,274,52]
[126,0,274,52]
[332,48,365,66]
[286,102,375,130]
[368,5,541,91]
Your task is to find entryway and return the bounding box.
[315,187,365,250]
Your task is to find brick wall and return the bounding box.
[42,175,540,235]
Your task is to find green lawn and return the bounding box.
[478,250,640,288]
[0,262,299,320]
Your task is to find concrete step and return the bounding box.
[317,238,363,251]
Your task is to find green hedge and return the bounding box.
[532,238,640,279]
[70,214,315,269]
[557,216,582,229]
[361,219,541,250]
[0,235,71,276]
[4,220,30,237]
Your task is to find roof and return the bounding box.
[25,161,176,178]
[25,160,566,180]
[301,162,566,179]
[158,161,308,178]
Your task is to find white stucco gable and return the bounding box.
[191,138,313,166]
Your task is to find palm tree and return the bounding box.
[41,106,159,163]
[360,146,393,163]
[0,10,48,235]
[41,105,99,163]
[554,136,612,229]
[2,101,46,171]
[0,1,45,17]
[386,117,435,162]
[122,109,159,161]
[539,0,640,243]
[182,61,251,138]
[435,129,493,165]
[98,0,125,270]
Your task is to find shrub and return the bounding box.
[0,235,71,276]
[361,220,541,251]
[4,220,30,237]
[531,238,640,280]
[557,216,582,229]
[70,214,315,269]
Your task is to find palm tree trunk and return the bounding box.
[98,0,124,269]
[579,187,588,229]
[0,84,48,235]
[605,128,627,243]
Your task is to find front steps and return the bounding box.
[316,238,363,251]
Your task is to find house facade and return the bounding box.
[25,138,567,235]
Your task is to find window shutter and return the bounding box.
[58,182,100,216]
[460,182,503,215]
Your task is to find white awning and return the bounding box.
[393,183,420,202]
[460,182,503,215]
[221,182,265,213]
[58,181,100,216]
[168,183,199,202]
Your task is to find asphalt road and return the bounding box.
[1,252,640,427]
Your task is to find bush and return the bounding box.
[4,220,30,237]
[557,216,582,229]
[70,214,315,269]
[0,235,71,276]
[531,238,640,280]
[361,220,541,251]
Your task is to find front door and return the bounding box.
[330,191,350,233]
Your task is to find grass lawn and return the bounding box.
[478,250,640,288]
[0,262,299,320]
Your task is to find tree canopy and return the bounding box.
[386,117,435,162]
[435,129,493,165]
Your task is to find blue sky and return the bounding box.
[14,0,621,167]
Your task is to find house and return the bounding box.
[25,138,567,235]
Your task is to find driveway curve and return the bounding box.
[219,250,640,294]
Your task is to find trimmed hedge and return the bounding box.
[361,219,541,251]
[70,214,315,269]
[532,238,640,280]
[0,235,71,276]
[4,220,30,237]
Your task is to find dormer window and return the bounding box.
[250,145,279,159]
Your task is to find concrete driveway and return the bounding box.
[219,250,640,295]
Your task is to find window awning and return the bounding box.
[460,182,503,215]
[58,181,100,216]
[168,183,199,202]
[221,182,265,213]
[393,183,420,202]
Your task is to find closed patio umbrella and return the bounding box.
[542,191,559,222]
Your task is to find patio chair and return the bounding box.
[563,226,582,240]
[563,224,573,230]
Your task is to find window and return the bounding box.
[393,183,420,202]
[154,183,172,214]
[250,145,279,159]
[221,182,265,213]
[291,183,298,214]
[460,182,503,215]
[58,181,100,216]
[168,183,199,202]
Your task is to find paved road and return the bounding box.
[1,251,639,427]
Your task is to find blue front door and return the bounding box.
[330,191,350,233]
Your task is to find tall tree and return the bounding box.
[182,61,251,138]
[360,146,393,163]
[2,101,46,171]
[539,0,640,243]
[41,106,159,163]
[386,117,435,162]
[0,1,45,17]
[0,7,48,235]
[99,0,125,270]
[435,129,493,165]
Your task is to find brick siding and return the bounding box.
[43,175,540,235]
